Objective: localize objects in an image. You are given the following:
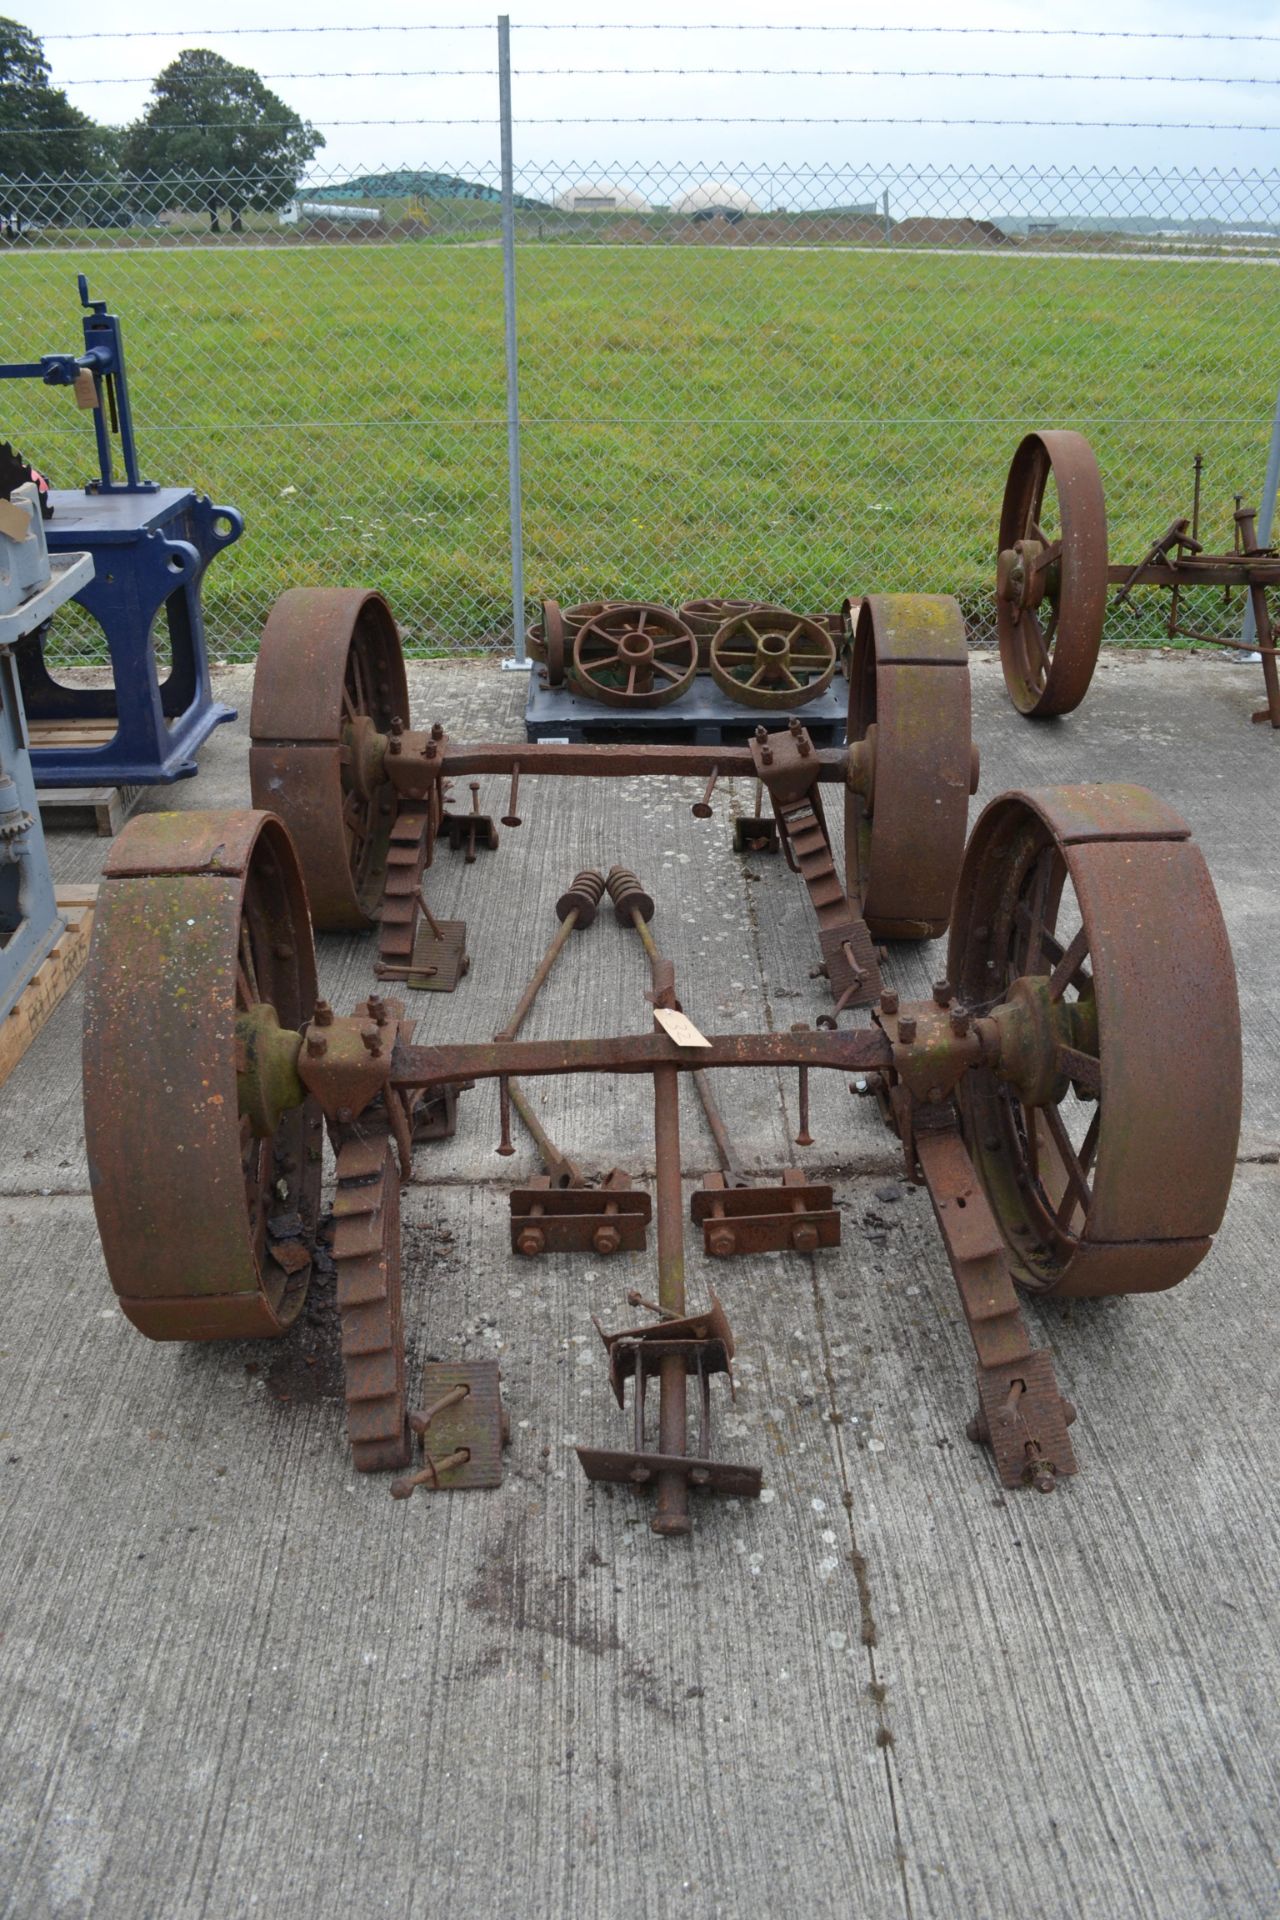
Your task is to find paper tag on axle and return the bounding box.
[653,1008,710,1048]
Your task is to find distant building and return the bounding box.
[673,183,763,222]
[554,181,652,213]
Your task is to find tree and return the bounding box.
[123,50,323,233]
[0,16,103,229]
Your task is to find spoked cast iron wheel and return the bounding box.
[996,431,1108,719]
[250,587,410,929]
[570,604,699,707]
[950,784,1240,1297]
[845,594,976,941]
[84,810,323,1339]
[707,606,837,709]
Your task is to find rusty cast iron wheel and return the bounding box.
[844,594,973,940]
[570,604,698,707]
[949,784,1240,1298]
[84,809,323,1341]
[708,606,837,708]
[250,587,410,930]
[996,431,1108,718]
[524,598,557,664]
[679,598,759,666]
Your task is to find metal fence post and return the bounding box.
[498,13,529,669]
[1241,378,1280,653]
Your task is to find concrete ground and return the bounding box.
[1,648,1277,1920]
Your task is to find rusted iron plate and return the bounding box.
[250,588,408,929]
[250,587,408,741]
[845,595,972,940]
[576,1448,762,1499]
[949,786,1240,1298]
[996,431,1108,718]
[84,811,322,1340]
[973,1352,1078,1490]
[410,1361,506,1489]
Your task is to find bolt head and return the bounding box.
[879,990,899,1016]
[592,1226,622,1255]
[898,1016,917,1043]
[313,1000,334,1027]
[707,1227,737,1258]
[516,1228,545,1257]
[305,1035,327,1057]
[792,1225,819,1252]
[933,979,953,1007]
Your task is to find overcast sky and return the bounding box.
[26,0,1280,184]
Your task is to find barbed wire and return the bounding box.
[9,116,1280,137]
[40,20,1280,43]
[60,67,1280,87]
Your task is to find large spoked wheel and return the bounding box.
[844,594,974,940]
[84,809,323,1340]
[950,784,1240,1298]
[996,431,1108,718]
[250,588,409,929]
[570,604,698,707]
[708,607,837,708]
[679,598,758,667]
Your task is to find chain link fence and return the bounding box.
[3,159,1279,661]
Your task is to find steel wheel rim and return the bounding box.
[950,785,1241,1297]
[84,810,323,1340]
[250,589,408,929]
[996,431,1107,718]
[844,594,972,940]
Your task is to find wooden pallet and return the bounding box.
[0,887,97,1091]
[36,783,143,838]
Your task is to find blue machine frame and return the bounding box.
[0,276,242,786]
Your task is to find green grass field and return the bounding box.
[2,237,1275,657]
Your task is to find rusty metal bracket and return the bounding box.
[510,1171,652,1255]
[390,1360,508,1497]
[751,720,882,1009]
[691,1168,840,1255]
[914,1126,1077,1491]
[578,1291,762,1509]
[441,782,499,861]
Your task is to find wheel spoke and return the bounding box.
[1042,1100,1092,1218]
[1023,847,1053,976]
[238,919,261,1006]
[1021,1099,1040,1184]
[1047,924,1090,1001]
[652,659,682,682]
[1078,1107,1101,1177]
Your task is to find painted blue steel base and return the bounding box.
[19,487,243,786]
